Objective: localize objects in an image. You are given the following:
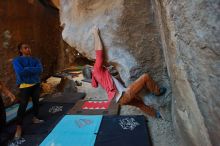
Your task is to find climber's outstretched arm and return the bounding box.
[92,26,104,68]
[92,26,103,51]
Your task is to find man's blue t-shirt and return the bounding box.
[12,56,43,85]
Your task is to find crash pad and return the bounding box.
[95,115,152,146]
[40,115,103,146]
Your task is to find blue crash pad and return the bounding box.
[6,102,33,123]
[40,115,103,146]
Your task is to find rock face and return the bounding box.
[154,0,220,145]
[60,0,220,145]
[57,41,93,70]
[57,76,77,94]
[60,0,167,86]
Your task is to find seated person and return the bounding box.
[82,27,166,118]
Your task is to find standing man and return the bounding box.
[0,81,16,145]
[12,43,43,139]
[82,27,166,118]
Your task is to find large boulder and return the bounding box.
[60,0,167,86]
[154,0,220,145]
[59,0,220,146]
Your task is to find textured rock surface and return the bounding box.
[60,0,220,145]
[57,76,77,94]
[154,0,220,145]
[57,41,93,70]
[60,0,167,87]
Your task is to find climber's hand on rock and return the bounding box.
[92,26,99,35]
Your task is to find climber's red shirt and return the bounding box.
[91,50,117,101]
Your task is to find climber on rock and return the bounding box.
[12,43,44,139]
[82,26,166,118]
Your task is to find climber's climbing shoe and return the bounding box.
[156,87,166,96]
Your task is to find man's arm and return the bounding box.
[93,27,103,51]
[12,59,29,76]
[92,27,104,68]
[13,58,43,75]
[0,81,16,103]
[24,59,43,75]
